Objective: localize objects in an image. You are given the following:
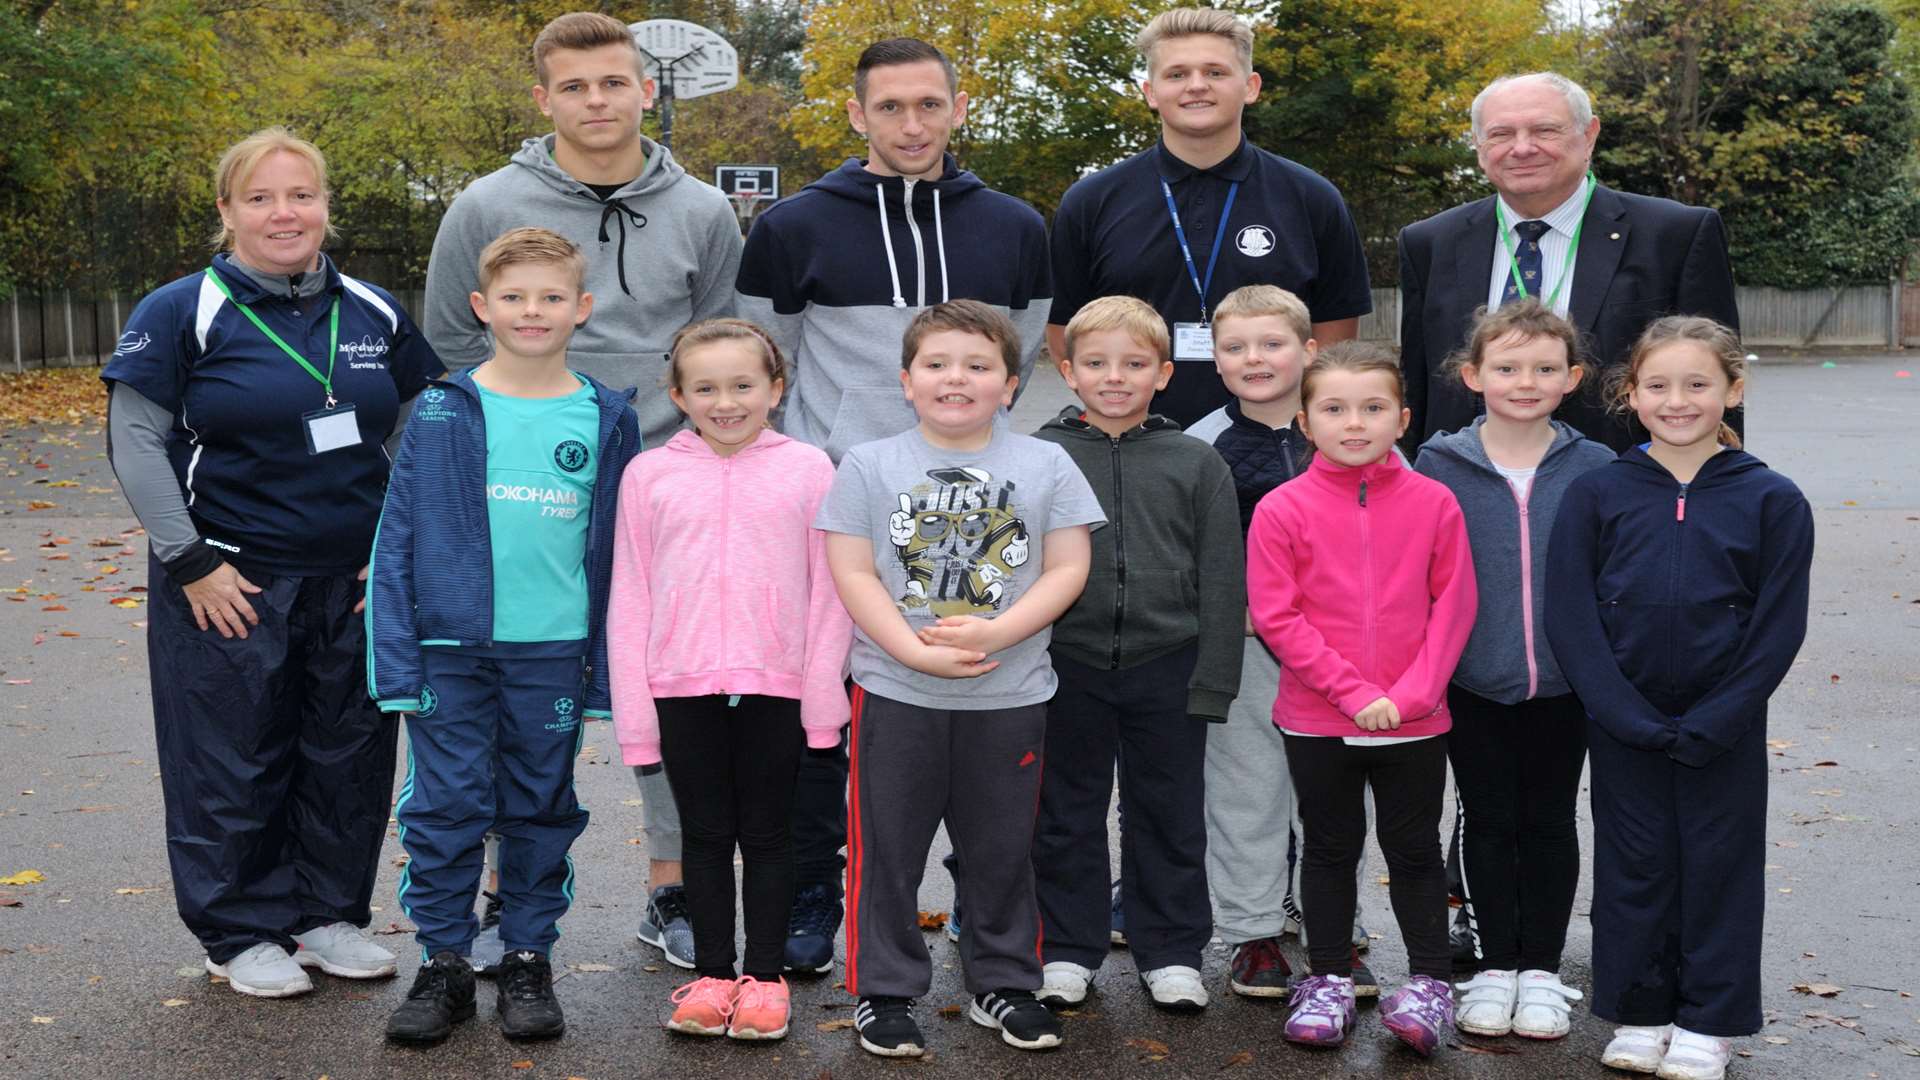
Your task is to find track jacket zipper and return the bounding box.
[1108,434,1126,669]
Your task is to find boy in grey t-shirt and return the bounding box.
[814,301,1103,1058]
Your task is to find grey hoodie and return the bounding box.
[1414,418,1616,704]
[423,134,742,449]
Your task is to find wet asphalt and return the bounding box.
[0,355,1915,1079]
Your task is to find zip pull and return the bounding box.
[1676,482,1689,522]
[1358,479,1368,507]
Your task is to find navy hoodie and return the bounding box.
[734,155,1050,462]
[1544,447,1813,767]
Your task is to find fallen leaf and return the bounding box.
[114,887,151,895]
[1762,1035,1791,1044]
[642,964,660,973]
[1220,1049,1255,1069]
[0,870,46,886]
[1793,982,1844,997]
[817,1017,857,1031]
[1452,1039,1523,1055]
[509,1062,533,1070]
[40,604,66,612]
[108,598,142,608]
[937,1003,963,1018]
[26,501,55,511]
[621,798,644,806]
[161,999,188,1008]
[30,1016,54,1024]
[569,962,614,973]
[370,922,411,935]
[916,910,948,930]
[1127,1037,1171,1059]
[4,680,29,686]
[0,895,20,908]
[1813,761,1839,767]
[1830,674,1842,683]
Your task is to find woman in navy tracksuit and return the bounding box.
[1546,317,1813,1080]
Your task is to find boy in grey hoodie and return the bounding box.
[422,11,742,452]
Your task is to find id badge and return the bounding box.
[302,403,362,455]
[1173,322,1215,362]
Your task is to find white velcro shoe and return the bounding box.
[206,943,314,998]
[292,921,399,979]
[1140,965,1207,1011]
[1602,1024,1674,1074]
[1455,968,1517,1036]
[1037,961,1093,1007]
[1657,1027,1733,1080]
[1511,969,1583,1039]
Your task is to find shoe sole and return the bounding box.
[1229,980,1291,999]
[1035,987,1087,1007]
[858,1034,925,1057]
[966,1001,1062,1050]
[1139,980,1207,1012]
[1512,1024,1569,1040]
[1601,1051,1665,1073]
[204,958,313,999]
[501,1022,565,1041]
[783,958,835,975]
[1458,1019,1514,1036]
[666,1019,728,1037]
[292,951,398,979]
[727,1023,789,1040]
[385,1002,477,1045]
[634,927,696,970]
[1381,1016,1442,1057]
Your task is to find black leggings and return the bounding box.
[1446,685,1587,973]
[657,694,805,981]
[1285,734,1450,980]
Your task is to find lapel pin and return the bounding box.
[1610,232,1620,240]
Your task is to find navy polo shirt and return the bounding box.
[103,254,443,577]
[1049,138,1372,426]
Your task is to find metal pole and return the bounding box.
[64,288,76,365]
[660,78,676,148]
[10,294,19,374]
[1890,275,1901,351]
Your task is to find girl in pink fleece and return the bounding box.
[1246,342,1477,1056]
[609,319,852,1042]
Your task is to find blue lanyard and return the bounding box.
[1160,179,1239,323]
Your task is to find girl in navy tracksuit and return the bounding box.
[1546,317,1813,1080]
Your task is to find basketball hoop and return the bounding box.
[730,191,761,232]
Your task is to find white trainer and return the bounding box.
[1602,1024,1674,1074]
[1511,969,1583,1039]
[205,943,314,998]
[1037,961,1093,1006]
[1454,968,1517,1036]
[292,921,399,979]
[1140,965,1207,1011]
[1656,1027,1733,1080]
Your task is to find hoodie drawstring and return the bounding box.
[875,187,906,308]
[597,200,649,298]
[933,188,950,303]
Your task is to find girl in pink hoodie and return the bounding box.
[609,319,853,1042]
[1246,342,1477,1056]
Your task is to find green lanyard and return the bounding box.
[1495,173,1596,311]
[203,267,341,407]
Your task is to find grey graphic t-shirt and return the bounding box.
[815,425,1106,709]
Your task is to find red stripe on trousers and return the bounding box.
[844,684,867,995]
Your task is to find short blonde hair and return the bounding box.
[533,11,646,86]
[210,127,333,251]
[1212,285,1311,344]
[1063,296,1170,364]
[1136,8,1254,74]
[477,227,587,293]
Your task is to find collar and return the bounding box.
[212,251,337,303]
[1304,450,1405,501]
[1225,397,1297,433]
[1495,175,1591,238]
[1155,136,1254,184]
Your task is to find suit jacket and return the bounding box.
[1397,184,1739,455]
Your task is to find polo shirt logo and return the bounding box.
[114,331,152,356]
[339,335,390,369]
[554,440,590,473]
[1236,225,1275,257]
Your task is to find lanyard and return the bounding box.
[1161,178,1239,323]
[1495,173,1596,311]
[203,267,341,407]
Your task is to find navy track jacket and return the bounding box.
[365,368,640,716]
[1544,447,1814,767]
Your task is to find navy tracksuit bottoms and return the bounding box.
[1588,716,1767,1036]
[148,556,397,965]
[1033,644,1212,972]
[397,649,590,957]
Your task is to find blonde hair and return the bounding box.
[1063,296,1170,364]
[668,318,788,391]
[210,127,333,251]
[1446,298,1590,387]
[1136,8,1254,74]
[1610,316,1747,450]
[1212,285,1311,344]
[1301,341,1405,407]
[477,227,587,292]
[533,11,646,86]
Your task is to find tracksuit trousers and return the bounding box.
[396,649,590,957]
[844,686,1046,998]
[1447,685,1588,973]
[150,557,397,965]
[1588,716,1767,1036]
[657,694,805,982]
[1034,645,1212,972]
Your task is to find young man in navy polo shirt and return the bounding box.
[1047,7,1373,429]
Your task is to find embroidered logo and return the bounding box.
[421,388,445,404]
[1236,225,1275,258]
[546,696,578,733]
[339,334,389,369]
[554,440,590,473]
[113,331,151,356]
[418,684,438,717]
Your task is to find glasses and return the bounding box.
[1478,124,1573,149]
[915,510,995,543]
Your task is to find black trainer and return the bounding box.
[854,996,924,1057]
[969,989,1063,1051]
[496,950,565,1040]
[385,951,477,1045]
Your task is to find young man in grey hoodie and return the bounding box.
[420,9,737,975]
[423,11,742,451]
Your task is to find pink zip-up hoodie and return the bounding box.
[609,430,853,766]
[1246,452,1477,738]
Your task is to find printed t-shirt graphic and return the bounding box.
[889,467,1030,616]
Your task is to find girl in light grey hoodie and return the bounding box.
[1412,300,1614,1044]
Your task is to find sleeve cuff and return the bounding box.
[1187,688,1235,723]
[161,543,224,586]
[621,742,662,768]
[805,724,846,750]
[378,698,419,714]
[583,709,612,720]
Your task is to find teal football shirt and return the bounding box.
[477,377,599,643]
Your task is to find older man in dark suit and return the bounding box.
[1398,72,1739,455]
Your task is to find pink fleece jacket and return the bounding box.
[608,430,853,766]
[1246,451,1477,738]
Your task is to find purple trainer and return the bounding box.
[1380,975,1454,1056]
[1282,974,1356,1047]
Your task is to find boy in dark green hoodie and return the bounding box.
[1030,296,1245,1011]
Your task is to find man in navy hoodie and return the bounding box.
[733,36,1052,973]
